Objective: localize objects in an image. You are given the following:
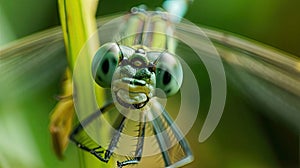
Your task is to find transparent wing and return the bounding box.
[206,27,300,132]
[0,16,119,105]
[0,27,67,93]
[175,20,300,132]
[0,14,119,96]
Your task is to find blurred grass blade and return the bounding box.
[51,0,113,167]
[58,0,100,69]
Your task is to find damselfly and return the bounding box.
[69,6,200,168]
[1,1,299,168]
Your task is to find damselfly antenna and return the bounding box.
[153,49,168,65]
[116,41,124,62]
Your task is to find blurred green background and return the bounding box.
[0,0,299,168]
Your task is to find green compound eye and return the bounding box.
[155,52,183,96]
[92,43,121,88]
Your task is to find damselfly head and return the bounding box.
[92,43,183,110]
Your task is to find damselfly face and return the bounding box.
[91,43,183,110]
